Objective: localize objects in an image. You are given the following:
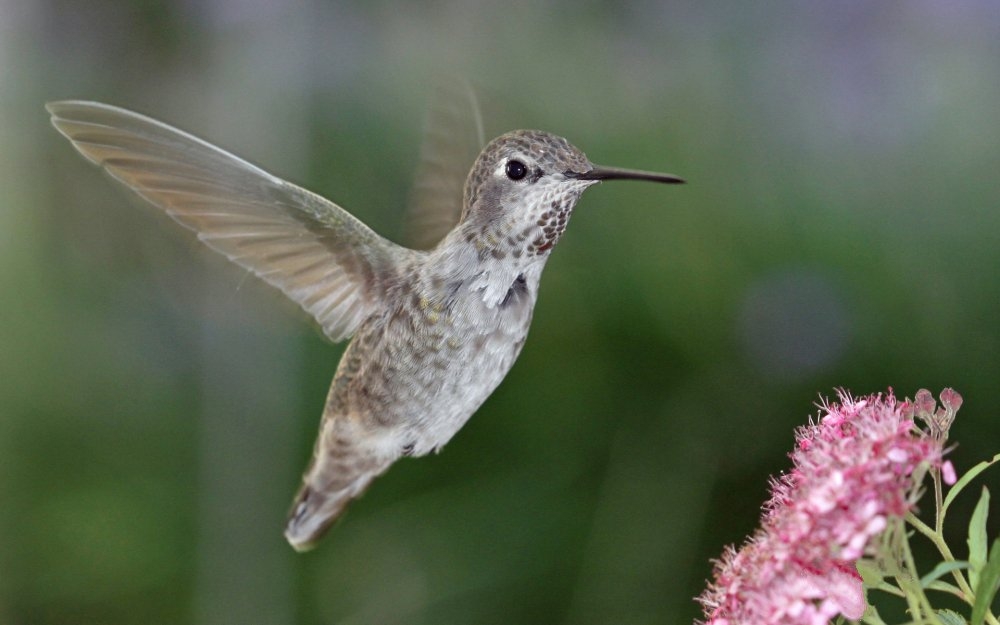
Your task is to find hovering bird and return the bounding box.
[47,94,683,551]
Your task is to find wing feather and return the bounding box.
[403,79,485,249]
[47,100,415,342]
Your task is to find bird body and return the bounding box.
[289,247,541,546]
[47,101,683,551]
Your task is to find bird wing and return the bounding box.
[47,100,413,343]
[403,78,485,250]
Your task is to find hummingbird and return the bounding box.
[47,99,684,551]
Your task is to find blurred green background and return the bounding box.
[2,1,999,623]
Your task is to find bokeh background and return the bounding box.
[2,1,999,623]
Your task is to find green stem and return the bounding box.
[897,522,941,624]
[906,511,975,600]
[908,513,938,543]
[933,467,944,536]
[873,582,906,598]
[906,504,1000,625]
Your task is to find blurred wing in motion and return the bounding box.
[47,100,412,342]
[404,78,485,250]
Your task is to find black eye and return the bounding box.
[505,159,528,181]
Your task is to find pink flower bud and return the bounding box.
[941,460,957,485]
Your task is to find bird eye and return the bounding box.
[505,159,528,181]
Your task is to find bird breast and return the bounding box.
[336,260,541,458]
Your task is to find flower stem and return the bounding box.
[906,511,974,601]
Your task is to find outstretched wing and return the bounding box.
[47,101,413,342]
[404,79,485,250]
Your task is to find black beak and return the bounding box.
[567,166,685,184]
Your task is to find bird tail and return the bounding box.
[283,472,379,552]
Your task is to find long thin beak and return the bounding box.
[567,166,685,184]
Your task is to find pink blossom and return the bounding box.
[942,460,957,485]
[698,390,947,625]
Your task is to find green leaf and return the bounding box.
[970,538,1000,625]
[937,608,969,625]
[927,579,965,596]
[969,487,991,590]
[944,452,1000,517]
[921,560,970,588]
[857,558,885,587]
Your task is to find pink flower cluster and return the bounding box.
[698,390,948,625]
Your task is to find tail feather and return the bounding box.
[283,472,380,552]
[285,419,398,551]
